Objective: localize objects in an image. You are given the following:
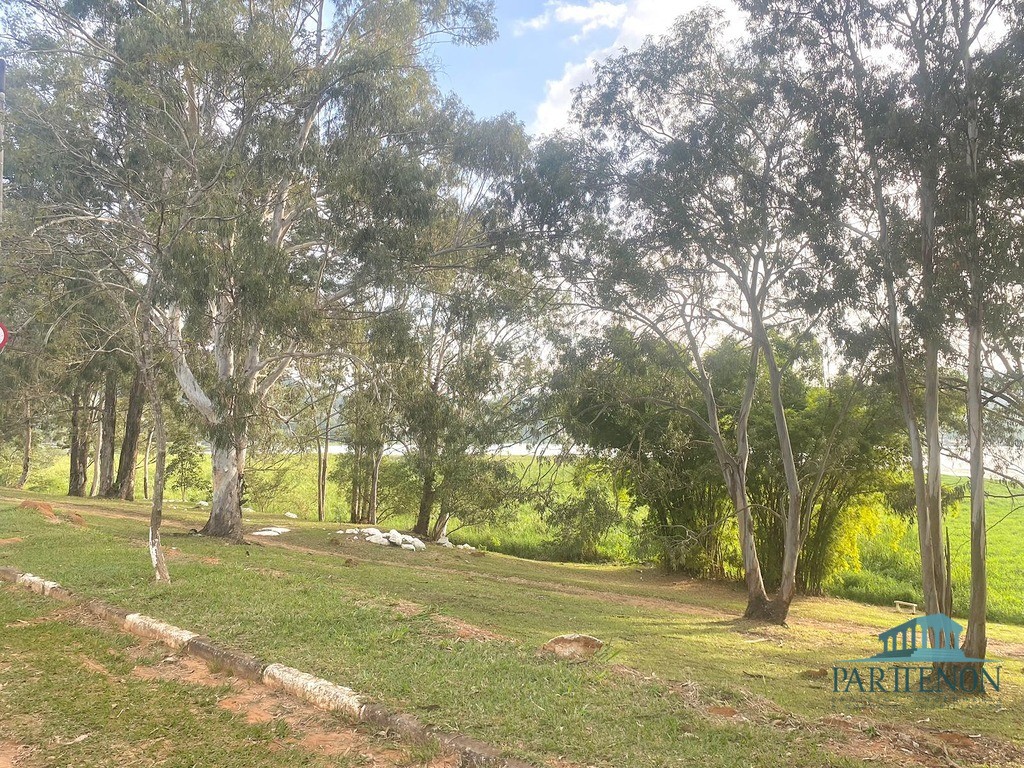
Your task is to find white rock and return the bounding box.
[242,506,256,514]
[366,534,388,545]
[196,501,210,508]
[441,541,455,548]
[457,543,476,551]
[284,512,298,519]
[263,526,290,534]
[437,535,450,545]
[362,528,381,537]
[251,530,280,537]
[401,543,416,551]
[400,534,415,545]
[387,530,403,545]
[411,538,426,551]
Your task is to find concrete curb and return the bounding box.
[1,567,536,768]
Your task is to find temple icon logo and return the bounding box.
[858,613,983,664]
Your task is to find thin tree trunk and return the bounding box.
[674,325,771,618]
[143,427,153,500]
[959,0,986,659]
[914,21,950,617]
[89,399,102,497]
[760,332,802,623]
[705,334,771,619]
[316,433,327,522]
[115,371,145,500]
[349,444,362,524]
[140,289,170,583]
[845,26,938,618]
[964,309,986,657]
[923,336,949,614]
[69,386,89,497]
[15,401,31,489]
[98,369,117,496]
[319,392,335,522]
[368,448,381,525]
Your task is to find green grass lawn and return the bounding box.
[2,490,1023,767]
[0,586,430,767]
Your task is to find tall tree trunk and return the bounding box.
[368,449,381,525]
[316,433,327,523]
[846,29,938,619]
[201,436,244,540]
[964,308,986,657]
[414,470,435,537]
[349,444,362,523]
[143,427,153,500]
[959,0,986,659]
[140,289,170,583]
[923,335,949,614]
[15,401,31,489]
[69,386,89,497]
[114,371,145,500]
[98,369,117,497]
[913,20,950,618]
[729,471,771,617]
[680,327,772,619]
[720,338,771,619]
[89,400,102,497]
[760,332,802,623]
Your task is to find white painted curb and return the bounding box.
[263,663,366,719]
[124,613,199,649]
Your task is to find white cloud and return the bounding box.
[516,1,628,38]
[529,0,745,136]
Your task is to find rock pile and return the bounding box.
[334,527,473,552]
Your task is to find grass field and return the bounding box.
[8,448,1024,623]
[831,478,1024,624]
[0,588,440,767]
[2,490,1024,767]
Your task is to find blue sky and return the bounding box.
[433,0,737,137]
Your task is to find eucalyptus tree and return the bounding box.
[744,0,1019,650]
[529,12,836,622]
[380,251,545,540]
[3,0,499,540]
[949,10,1024,657]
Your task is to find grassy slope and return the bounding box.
[2,492,1023,767]
[20,451,1022,621]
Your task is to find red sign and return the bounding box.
[0,322,8,352]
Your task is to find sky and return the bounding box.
[433,0,742,138]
